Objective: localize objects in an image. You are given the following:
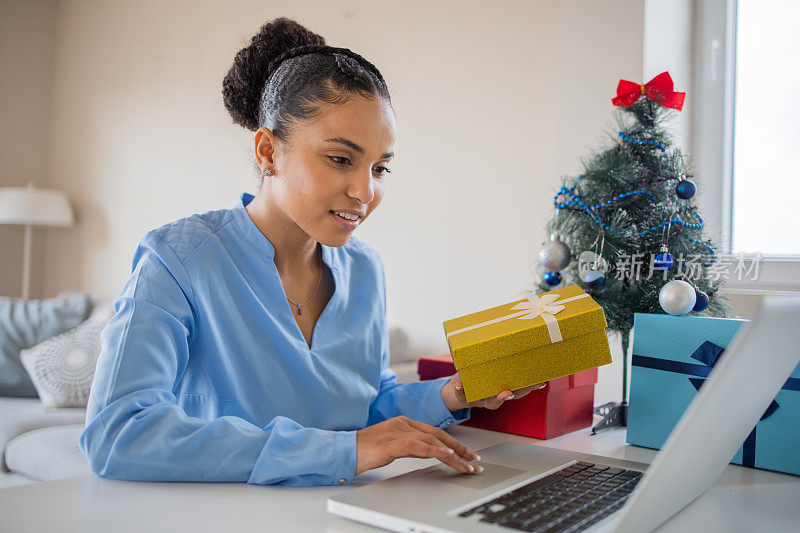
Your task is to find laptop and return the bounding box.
[327,294,800,533]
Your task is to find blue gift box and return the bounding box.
[627,312,800,476]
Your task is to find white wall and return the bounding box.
[643,0,693,152]
[3,0,646,406]
[0,0,58,298]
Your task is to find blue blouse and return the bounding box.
[79,192,470,487]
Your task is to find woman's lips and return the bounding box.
[330,210,360,230]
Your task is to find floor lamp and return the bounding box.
[0,182,74,300]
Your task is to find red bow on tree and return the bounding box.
[612,71,685,111]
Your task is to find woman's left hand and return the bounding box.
[441,371,547,412]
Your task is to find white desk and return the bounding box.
[1,425,798,532]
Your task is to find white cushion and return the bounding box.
[389,326,416,363]
[5,424,90,482]
[390,361,419,384]
[0,397,85,472]
[19,303,113,408]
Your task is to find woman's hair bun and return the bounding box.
[222,17,326,131]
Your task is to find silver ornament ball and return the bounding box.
[539,235,572,271]
[659,280,697,315]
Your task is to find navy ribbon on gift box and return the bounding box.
[632,340,800,468]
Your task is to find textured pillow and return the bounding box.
[0,292,93,398]
[19,303,113,408]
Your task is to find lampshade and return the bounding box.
[0,184,74,227]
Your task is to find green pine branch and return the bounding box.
[534,97,730,334]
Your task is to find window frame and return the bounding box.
[691,0,800,291]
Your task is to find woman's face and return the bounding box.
[256,93,396,247]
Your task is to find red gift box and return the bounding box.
[418,353,598,439]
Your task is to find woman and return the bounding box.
[79,17,540,487]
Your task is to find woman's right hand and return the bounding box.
[355,416,483,476]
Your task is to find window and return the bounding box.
[731,0,800,256]
[691,0,799,291]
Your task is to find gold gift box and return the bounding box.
[442,284,612,402]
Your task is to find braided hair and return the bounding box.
[222,17,391,143]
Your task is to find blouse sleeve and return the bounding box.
[79,233,358,486]
[366,253,471,429]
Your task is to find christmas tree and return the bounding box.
[532,72,730,430]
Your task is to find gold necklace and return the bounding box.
[286,250,324,316]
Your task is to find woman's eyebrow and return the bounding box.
[323,137,393,159]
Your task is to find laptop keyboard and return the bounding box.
[456,461,643,532]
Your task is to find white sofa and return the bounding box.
[0,397,89,488]
[0,359,422,488]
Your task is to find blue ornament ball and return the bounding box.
[676,179,696,199]
[653,251,674,270]
[544,271,562,286]
[584,270,606,289]
[693,289,709,312]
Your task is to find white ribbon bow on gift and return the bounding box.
[509,293,569,342]
[446,292,591,344]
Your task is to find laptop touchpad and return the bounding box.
[423,461,527,490]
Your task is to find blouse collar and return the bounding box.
[232,192,336,271]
